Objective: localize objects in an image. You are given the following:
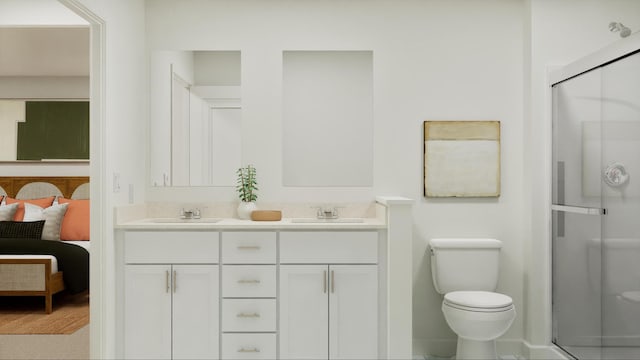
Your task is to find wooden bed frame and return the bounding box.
[0,258,65,314]
[0,176,89,313]
[0,176,89,199]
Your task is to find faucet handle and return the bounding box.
[329,206,344,218]
[193,208,201,219]
[311,205,343,219]
[311,206,324,218]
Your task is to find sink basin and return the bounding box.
[147,218,222,224]
[290,218,365,223]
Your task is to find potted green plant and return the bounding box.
[236,165,258,219]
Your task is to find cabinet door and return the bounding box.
[172,265,220,360]
[329,265,378,360]
[280,265,329,359]
[124,265,172,360]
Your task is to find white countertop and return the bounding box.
[116,217,386,230]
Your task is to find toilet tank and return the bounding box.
[429,238,502,294]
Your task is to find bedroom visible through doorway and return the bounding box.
[0,1,92,359]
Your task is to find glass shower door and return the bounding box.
[551,67,605,358]
[600,50,640,357]
[553,49,640,360]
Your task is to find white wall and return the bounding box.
[146,0,525,356]
[0,0,88,25]
[0,1,90,175]
[526,0,640,347]
[66,0,147,358]
[0,76,89,99]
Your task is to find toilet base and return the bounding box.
[455,337,497,360]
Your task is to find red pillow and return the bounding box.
[5,197,55,221]
[57,198,90,241]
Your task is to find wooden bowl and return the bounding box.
[250,210,282,221]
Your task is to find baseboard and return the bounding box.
[414,338,571,360]
[522,340,573,360]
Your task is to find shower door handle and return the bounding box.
[552,204,605,238]
[551,204,606,215]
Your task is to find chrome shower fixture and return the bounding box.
[609,22,631,38]
[603,162,629,187]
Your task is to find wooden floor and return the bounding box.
[0,291,89,334]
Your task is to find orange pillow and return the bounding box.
[5,197,55,221]
[57,198,90,241]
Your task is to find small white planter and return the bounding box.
[237,201,257,220]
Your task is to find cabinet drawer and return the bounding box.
[124,231,219,264]
[222,232,276,264]
[280,231,378,264]
[222,299,276,332]
[222,265,276,298]
[221,333,276,360]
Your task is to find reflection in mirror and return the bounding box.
[150,50,241,187]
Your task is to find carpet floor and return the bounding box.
[0,291,89,335]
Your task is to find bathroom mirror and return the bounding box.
[282,50,373,186]
[149,50,241,187]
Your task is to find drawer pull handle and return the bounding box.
[331,270,335,293]
[323,270,327,293]
[237,245,261,250]
[238,279,261,284]
[238,347,260,353]
[173,270,177,293]
[237,312,261,318]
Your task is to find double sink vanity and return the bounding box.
[114,197,413,360]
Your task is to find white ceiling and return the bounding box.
[0,27,89,77]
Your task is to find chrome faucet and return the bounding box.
[314,206,340,220]
[180,208,201,219]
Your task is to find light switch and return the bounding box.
[113,172,121,193]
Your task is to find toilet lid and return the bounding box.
[444,291,513,309]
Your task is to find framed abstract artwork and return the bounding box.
[423,121,501,197]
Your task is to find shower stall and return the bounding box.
[551,37,640,360]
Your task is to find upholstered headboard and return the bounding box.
[0,177,89,199]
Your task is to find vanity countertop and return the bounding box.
[116,217,386,230]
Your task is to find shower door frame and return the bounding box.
[548,33,640,359]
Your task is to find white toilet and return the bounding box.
[428,238,515,359]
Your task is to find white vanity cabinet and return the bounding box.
[279,231,379,360]
[123,231,220,360]
[117,225,387,360]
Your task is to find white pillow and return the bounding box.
[0,203,18,221]
[24,202,69,241]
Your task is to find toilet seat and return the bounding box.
[444,291,513,312]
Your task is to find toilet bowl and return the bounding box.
[428,239,516,359]
[442,291,516,359]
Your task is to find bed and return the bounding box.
[0,176,90,314]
